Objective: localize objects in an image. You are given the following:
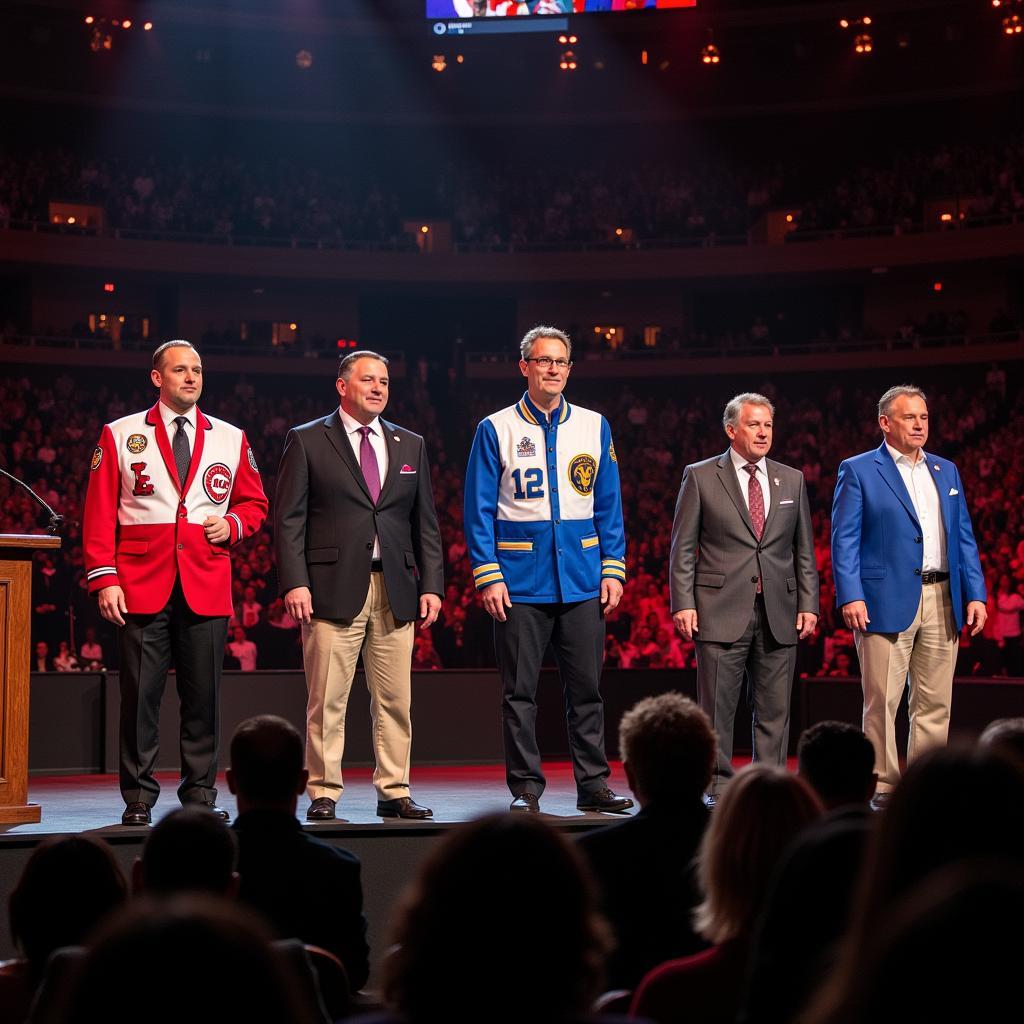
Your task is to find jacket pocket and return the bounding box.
[497,540,534,552]
[861,566,886,580]
[580,535,600,551]
[307,547,339,564]
[117,540,148,556]
[787,577,797,592]
[695,572,726,588]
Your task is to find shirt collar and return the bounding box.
[338,407,381,436]
[730,447,767,475]
[160,402,197,430]
[519,391,568,427]
[885,442,925,468]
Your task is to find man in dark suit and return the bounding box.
[227,715,370,991]
[577,692,715,990]
[670,392,819,800]
[275,351,444,820]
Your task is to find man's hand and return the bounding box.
[600,578,623,615]
[841,600,870,631]
[481,582,512,622]
[98,585,127,627]
[203,515,232,545]
[673,608,699,641]
[796,612,818,640]
[284,586,314,625]
[966,600,987,636]
[419,593,442,629]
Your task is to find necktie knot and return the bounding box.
[358,425,374,439]
[744,462,758,476]
[174,416,188,428]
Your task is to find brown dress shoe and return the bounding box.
[306,797,337,821]
[376,797,433,819]
[121,801,152,826]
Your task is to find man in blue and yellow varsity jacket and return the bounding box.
[464,325,633,814]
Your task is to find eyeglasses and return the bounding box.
[525,357,573,369]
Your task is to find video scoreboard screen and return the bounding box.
[428,1,697,38]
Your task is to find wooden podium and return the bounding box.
[0,534,61,824]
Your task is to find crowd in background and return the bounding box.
[2,132,1024,246]
[3,360,1022,678]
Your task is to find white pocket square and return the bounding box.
[949,488,959,496]
[779,499,795,505]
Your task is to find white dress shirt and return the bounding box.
[885,443,947,572]
[160,402,196,450]
[339,407,389,559]
[729,446,772,518]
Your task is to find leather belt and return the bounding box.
[919,571,949,584]
[370,559,384,573]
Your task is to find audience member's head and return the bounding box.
[806,862,1024,1024]
[977,716,1024,767]
[137,806,238,896]
[695,764,822,945]
[56,896,320,1024]
[8,836,127,982]
[226,714,308,812]
[618,692,716,805]
[848,744,1024,931]
[383,813,610,1023]
[797,720,877,809]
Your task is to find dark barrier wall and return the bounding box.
[29,670,1024,775]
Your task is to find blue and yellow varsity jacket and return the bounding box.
[463,392,627,604]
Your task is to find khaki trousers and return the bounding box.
[855,580,958,793]
[303,573,415,801]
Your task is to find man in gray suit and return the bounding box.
[670,393,819,800]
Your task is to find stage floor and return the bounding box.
[3,761,642,839]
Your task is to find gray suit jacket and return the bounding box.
[669,450,818,645]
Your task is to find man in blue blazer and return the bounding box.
[831,385,987,805]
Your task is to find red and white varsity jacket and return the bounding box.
[83,401,268,616]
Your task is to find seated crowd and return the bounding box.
[4,362,1022,678]
[2,132,1023,247]
[3,706,1023,1023]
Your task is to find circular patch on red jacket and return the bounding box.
[203,463,233,504]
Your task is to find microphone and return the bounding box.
[0,467,65,534]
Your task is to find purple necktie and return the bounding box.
[358,426,381,503]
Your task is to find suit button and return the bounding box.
[548,447,554,453]
[366,543,373,550]
[751,576,758,583]
[914,568,921,575]
[177,544,183,551]
[554,519,560,525]
[757,547,762,554]
[915,536,922,543]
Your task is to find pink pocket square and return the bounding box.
[399,464,416,474]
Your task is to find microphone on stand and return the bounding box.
[0,467,66,534]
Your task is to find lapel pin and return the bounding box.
[773,477,780,487]
[394,435,400,442]
[933,464,940,471]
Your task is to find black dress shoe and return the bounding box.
[510,793,540,813]
[202,803,231,822]
[577,787,634,814]
[376,797,433,819]
[121,801,152,826]
[306,797,337,821]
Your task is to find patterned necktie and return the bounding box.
[744,463,765,539]
[358,426,381,503]
[173,416,191,489]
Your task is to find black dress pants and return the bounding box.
[118,577,228,806]
[494,598,610,799]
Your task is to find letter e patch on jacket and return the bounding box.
[130,462,154,496]
[204,463,233,503]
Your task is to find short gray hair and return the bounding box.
[338,349,389,381]
[878,385,927,419]
[520,325,572,362]
[722,392,775,430]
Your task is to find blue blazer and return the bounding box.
[831,443,986,634]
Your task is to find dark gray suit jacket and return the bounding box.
[274,410,444,623]
[669,450,818,644]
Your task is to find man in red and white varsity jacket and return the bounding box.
[84,340,268,825]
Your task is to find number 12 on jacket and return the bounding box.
[510,467,545,501]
